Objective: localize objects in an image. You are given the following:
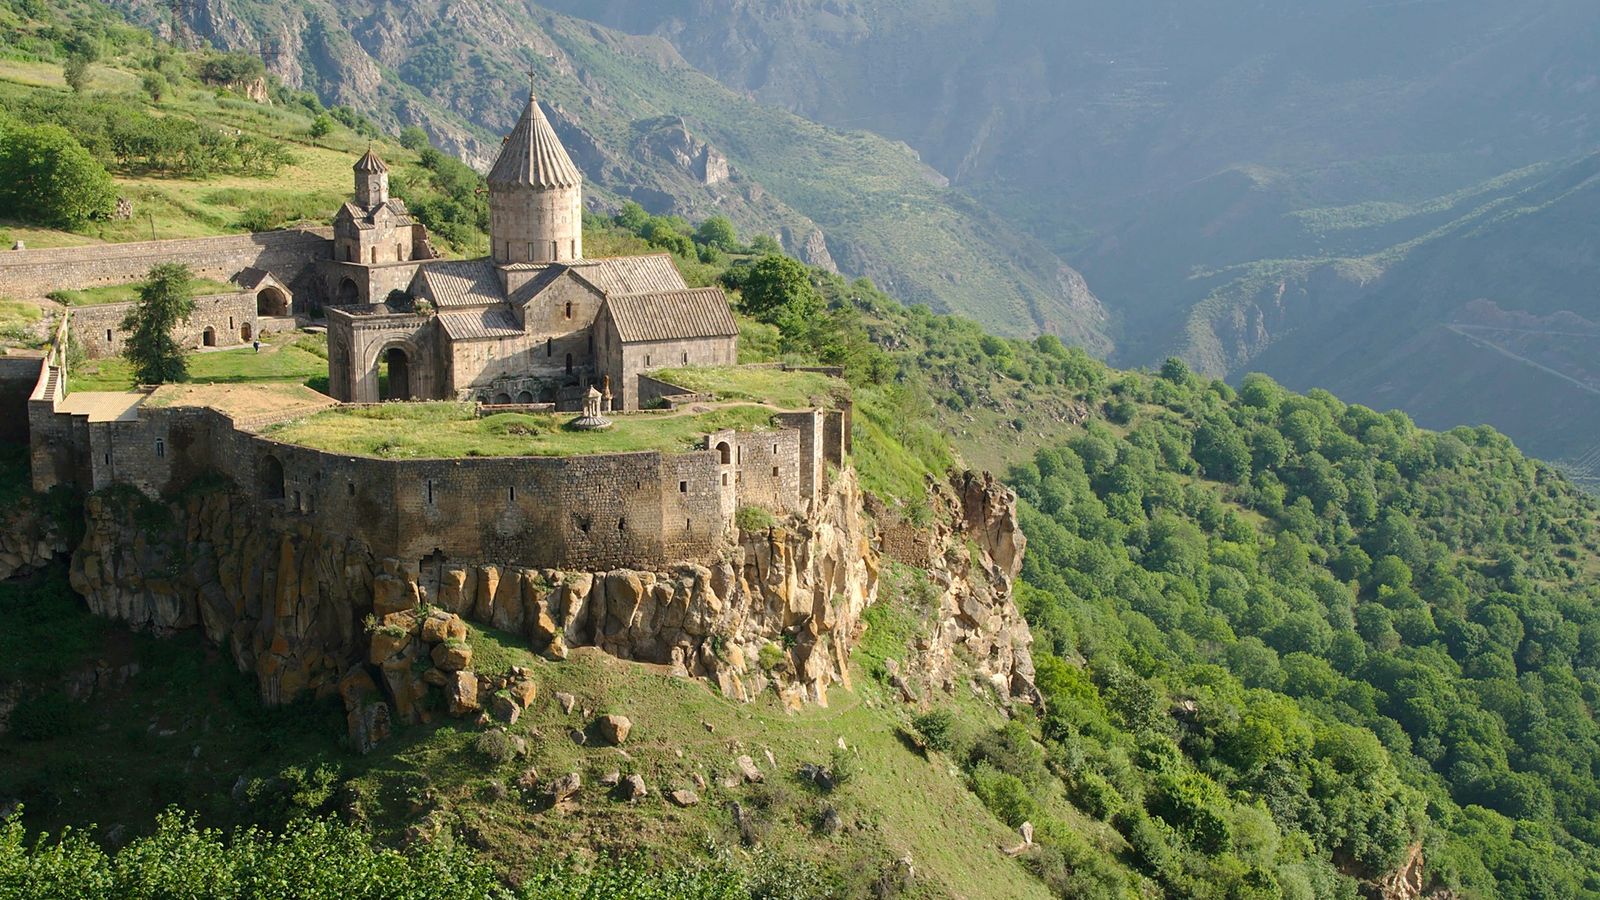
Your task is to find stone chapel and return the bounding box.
[323,91,738,410]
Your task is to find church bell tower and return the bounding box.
[486,88,584,265]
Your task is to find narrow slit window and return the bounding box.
[564,300,572,319]
[508,485,516,502]
[347,482,355,497]
[426,480,433,504]
[154,439,165,458]
[772,466,779,477]
[105,329,113,343]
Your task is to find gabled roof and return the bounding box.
[571,254,688,296]
[487,95,582,190]
[604,287,738,344]
[336,199,413,229]
[438,308,524,341]
[413,259,503,308]
[233,267,277,290]
[354,148,389,173]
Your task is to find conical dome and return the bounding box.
[487,95,582,189]
[353,147,389,173]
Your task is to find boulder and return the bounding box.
[420,611,459,644]
[372,574,416,618]
[619,774,647,802]
[368,627,410,664]
[668,789,701,807]
[431,640,472,671]
[546,772,581,805]
[555,691,576,714]
[507,671,538,707]
[445,670,479,716]
[596,714,632,745]
[735,754,763,783]
[490,693,521,724]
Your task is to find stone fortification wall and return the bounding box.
[0,229,333,303]
[71,292,260,358]
[0,355,45,443]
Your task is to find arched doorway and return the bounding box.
[337,278,360,305]
[257,286,289,317]
[716,441,732,465]
[492,392,511,404]
[260,455,285,500]
[201,326,216,347]
[241,322,253,342]
[377,346,410,401]
[515,390,533,404]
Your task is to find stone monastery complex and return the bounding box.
[1,91,850,574]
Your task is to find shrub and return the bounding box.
[827,746,858,787]
[735,505,776,532]
[473,729,517,765]
[912,708,956,753]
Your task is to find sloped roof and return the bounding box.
[337,199,413,229]
[570,255,687,296]
[414,259,503,308]
[604,287,738,344]
[233,267,274,290]
[438,308,524,341]
[354,148,389,173]
[487,95,582,190]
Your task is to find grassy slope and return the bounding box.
[0,562,1060,899]
[0,56,417,249]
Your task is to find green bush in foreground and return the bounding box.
[0,809,837,900]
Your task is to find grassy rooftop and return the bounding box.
[48,278,239,308]
[68,331,328,392]
[264,402,779,459]
[651,365,848,410]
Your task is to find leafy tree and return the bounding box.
[140,71,167,103]
[398,125,431,151]
[693,214,739,251]
[308,114,334,138]
[62,55,90,93]
[0,123,114,228]
[120,263,197,385]
[729,254,824,332]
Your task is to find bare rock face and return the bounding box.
[0,498,67,582]
[596,714,631,745]
[58,463,1038,752]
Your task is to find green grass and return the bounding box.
[0,298,46,348]
[651,365,847,410]
[265,402,780,459]
[48,277,239,307]
[68,332,329,391]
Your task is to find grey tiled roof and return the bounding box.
[569,255,688,296]
[438,308,524,340]
[354,148,389,173]
[604,287,738,344]
[233,266,271,290]
[487,97,582,190]
[415,259,503,308]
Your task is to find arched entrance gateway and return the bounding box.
[257,286,290,317]
[260,455,285,500]
[337,277,360,305]
[201,326,216,347]
[377,345,411,401]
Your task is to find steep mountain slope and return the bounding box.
[107,0,1109,346]
[1244,152,1600,485]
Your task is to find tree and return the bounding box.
[63,55,91,93]
[693,215,739,251]
[120,264,197,385]
[0,124,115,229]
[308,114,334,138]
[141,71,167,103]
[398,126,431,151]
[732,254,824,331]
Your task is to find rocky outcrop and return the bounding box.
[0,499,67,582]
[61,463,1036,748]
[870,471,1037,704]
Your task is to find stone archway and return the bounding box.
[378,345,411,401]
[257,286,290,317]
[337,277,360,305]
[241,322,253,342]
[201,326,216,347]
[260,455,285,500]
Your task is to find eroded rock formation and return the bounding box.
[55,464,1037,750]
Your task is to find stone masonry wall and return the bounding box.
[0,229,333,302]
[72,292,260,358]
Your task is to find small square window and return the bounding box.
[679,481,688,493]
[772,466,779,477]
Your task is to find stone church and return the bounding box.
[324,91,738,410]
